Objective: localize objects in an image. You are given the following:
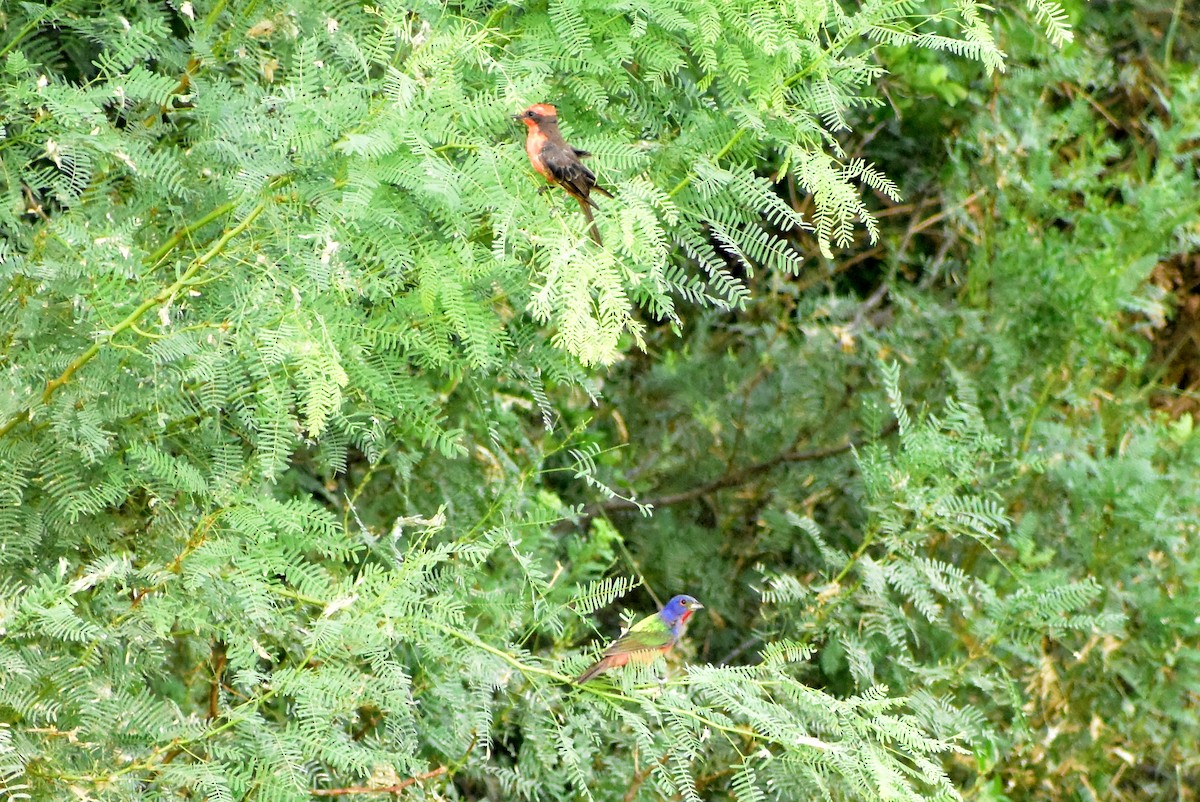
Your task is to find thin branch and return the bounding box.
[908,188,986,236]
[144,197,240,269]
[39,204,264,406]
[0,2,63,60]
[312,766,448,796]
[0,192,275,439]
[416,619,763,746]
[668,128,748,198]
[850,281,890,331]
[1163,0,1185,67]
[716,635,762,667]
[208,641,226,721]
[265,590,773,754]
[624,755,668,802]
[583,422,897,518]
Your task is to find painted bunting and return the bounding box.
[574,594,704,684]
[513,103,613,246]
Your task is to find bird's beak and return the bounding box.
[691,601,704,609]
[511,113,525,121]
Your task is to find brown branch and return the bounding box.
[583,421,898,519]
[208,641,227,721]
[908,188,986,236]
[624,754,669,802]
[0,200,266,439]
[312,766,447,797]
[794,187,986,293]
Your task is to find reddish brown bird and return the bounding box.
[514,103,613,246]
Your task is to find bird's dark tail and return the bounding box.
[577,197,603,246]
[573,658,610,684]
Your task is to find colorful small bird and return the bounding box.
[513,103,613,246]
[574,595,704,684]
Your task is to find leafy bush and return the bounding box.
[4,0,1198,801]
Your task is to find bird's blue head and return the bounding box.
[660,594,704,628]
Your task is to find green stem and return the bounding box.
[1163,0,1185,68]
[269,585,769,747]
[831,528,875,587]
[424,621,766,745]
[0,3,61,61]
[1019,373,1059,455]
[482,4,513,31]
[203,0,230,28]
[145,199,240,267]
[0,197,270,438]
[668,128,748,198]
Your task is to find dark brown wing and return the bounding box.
[570,148,614,198]
[539,141,601,207]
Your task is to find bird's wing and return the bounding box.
[601,614,674,656]
[539,142,599,205]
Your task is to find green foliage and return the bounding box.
[569,3,1200,799]
[934,32,1200,793]
[7,0,1196,801]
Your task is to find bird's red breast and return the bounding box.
[524,131,552,181]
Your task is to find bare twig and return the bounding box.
[918,232,958,291]
[717,635,763,667]
[312,766,448,797]
[850,281,890,331]
[0,193,273,439]
[208,641,226,721]
[624,755,668,802]
[581,421,898,520]
[908,188,986,237]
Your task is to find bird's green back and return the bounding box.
[604,613,674,654]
